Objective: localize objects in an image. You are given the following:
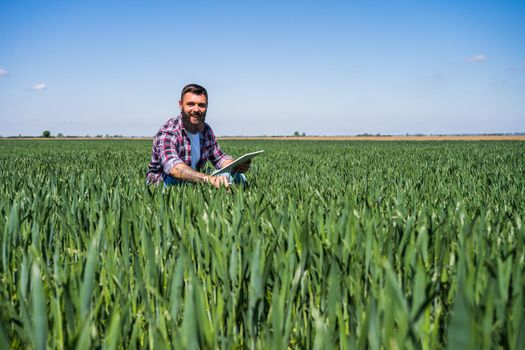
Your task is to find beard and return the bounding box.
[181,109,206,133]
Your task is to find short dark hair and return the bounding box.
[181,84,208,102]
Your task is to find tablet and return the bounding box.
[211,150,265,176]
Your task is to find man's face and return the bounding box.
[180,92,207,133]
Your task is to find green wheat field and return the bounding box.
[0,139,524,349]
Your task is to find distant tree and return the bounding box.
[302,132,306,136]
[293,131,300,136]
[42,130,51,138]
[57,133,64,138]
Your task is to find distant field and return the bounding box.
[4,135,525,141]
[1,139,524,348]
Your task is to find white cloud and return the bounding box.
[0,68,8,76]
[31,83,47,90]
[467,54,487,62]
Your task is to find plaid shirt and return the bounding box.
[146,115,232,184]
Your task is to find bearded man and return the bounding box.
[146,84,249,188]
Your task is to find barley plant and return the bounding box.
[0,139,524,349]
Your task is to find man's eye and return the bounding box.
[198,103,206,108]
[187,103,195,106]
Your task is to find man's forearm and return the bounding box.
[221,158,234,167]
[219,158,250,173]
[170,163,209,183]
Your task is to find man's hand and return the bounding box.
[232,160,251,173]
[206,175,230,189]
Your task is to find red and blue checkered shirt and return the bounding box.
[146,115,232,184]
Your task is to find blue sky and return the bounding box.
[1,0,524,136]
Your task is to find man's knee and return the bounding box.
[163,175,184,187]
[230,172,247,185]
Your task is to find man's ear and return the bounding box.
[178,100,183,111]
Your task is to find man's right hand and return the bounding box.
[207,175,230,189]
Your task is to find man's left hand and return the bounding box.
[233,160,251,173]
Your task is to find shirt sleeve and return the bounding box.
[206,128,233,169]
[157,130,184,174]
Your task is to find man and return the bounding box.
[146,84,249,188]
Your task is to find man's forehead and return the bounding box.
[182,92,207,103]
